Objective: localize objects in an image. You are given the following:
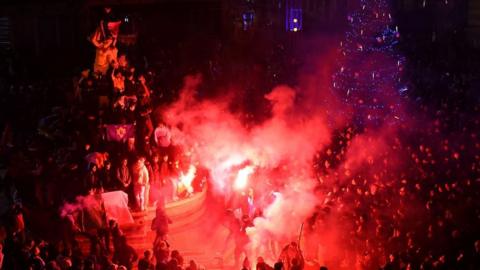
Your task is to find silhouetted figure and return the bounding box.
[274,261,284,270]
[256,257,273,270]
[138,250,155,270]
[152,203,172,246]
[153,239,170,268]
[278,242,304,270]
[113,236,137,270]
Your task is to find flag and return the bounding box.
[107,21,122,38]
[106,124,134,142]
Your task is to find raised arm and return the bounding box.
[90,29,103,48]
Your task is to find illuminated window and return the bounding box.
[286,8,302,32]
[242,11,255,31]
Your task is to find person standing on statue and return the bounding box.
[132,156,149,211]
[90,33,117,76]
[116,158,132,192]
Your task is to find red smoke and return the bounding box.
[153,40,421,268]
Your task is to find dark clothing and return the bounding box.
[110,106,127,124]
[115,165,132,190]
[111,226,124,253]
[125,79,137,96]
[84,171,99,191]
[99,167,113,190]
[156,261,168,270]
[125,109,136,124]
[257,262,273,270]
[138,258,155,270]
[114,244,138,270]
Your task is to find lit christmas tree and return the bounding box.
[333,0,406,126]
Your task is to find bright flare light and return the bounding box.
[234,166,255,190]
[179,165,197,193]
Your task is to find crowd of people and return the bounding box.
[301,30,480,268]
[0,4,479,270]
[0,7,208,270]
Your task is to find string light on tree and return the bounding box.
[332,0,406,126]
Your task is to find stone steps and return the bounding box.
[120,189,234,269]
[76,189,235,269]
